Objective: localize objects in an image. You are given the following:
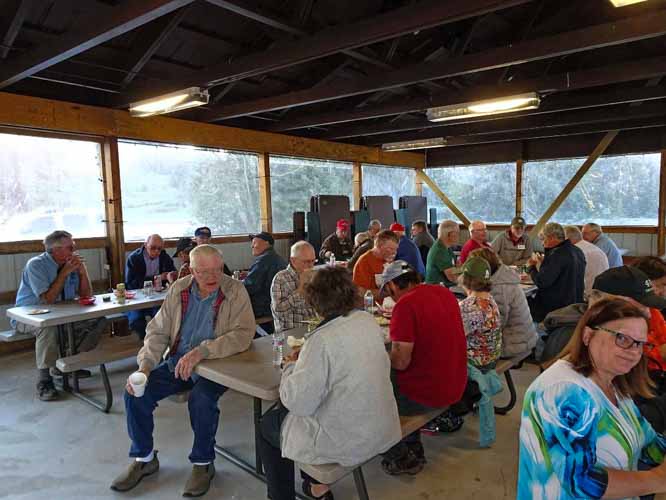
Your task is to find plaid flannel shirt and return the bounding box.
[270,265,316,332]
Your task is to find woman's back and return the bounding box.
[460,294,502,367]
[280,310,401,467]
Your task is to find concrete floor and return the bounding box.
[0,349,629,500]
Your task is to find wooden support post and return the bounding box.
[516,159,523,217]
[258,152,273,232]
[101,137,125,288]
[415,169,423,196]
[415,170,471,226]
[530,130,619,238]
[657,149,666,256]
[352,161,362,210]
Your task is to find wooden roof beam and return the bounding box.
[117,0,534,105]
[120,6,190,87]
[0,0,195,90]
[269,55,666,132]
[198,10,666,122]
[0,0,32,59]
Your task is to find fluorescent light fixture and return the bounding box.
[129,87,209,117]
[427,92,540,122]
[609,0,647,6]
[381,137,447,151]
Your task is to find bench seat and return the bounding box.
[56,334,141,373]
[0,329,33,343]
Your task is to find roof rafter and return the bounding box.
[0,0,32,59]
[197,10,666,122]
[0,0,195,90]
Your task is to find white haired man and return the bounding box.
[111,245,255,497]
[527,222,585,322]
[270,241,317,332]
[460,220,491,264]
[564,225,609,298]
[425,220,460,286]
[12,230,106,401]
[582,222,623,268]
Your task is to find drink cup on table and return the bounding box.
[143,280,153,297]
[129,371,147,397]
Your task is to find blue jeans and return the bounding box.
[124,362,228,463]
[127,307,160,340]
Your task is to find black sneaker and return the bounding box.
[406,442,426,465]
[436,412,465,433]
[381,451,424,476]
[36,380,58,401]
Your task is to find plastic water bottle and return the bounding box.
[272,332,285,367]
[364,290,374,313]
[329,253,336,266]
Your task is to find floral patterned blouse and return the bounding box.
[459,294,502,367]
[518,360,666,500]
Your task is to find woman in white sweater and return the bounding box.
[257,267,401,500]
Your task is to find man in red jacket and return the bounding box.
[460,220,492,264]
[379,260,468,475]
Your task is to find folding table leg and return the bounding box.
[254,397,263,475]
[353,467,370,500]
[494,370,517,415]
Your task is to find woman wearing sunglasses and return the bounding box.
[518,298,666,500]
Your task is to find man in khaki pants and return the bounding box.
[12,230,106,401]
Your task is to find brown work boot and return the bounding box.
[183,463,215,497]
[110,452,159,492]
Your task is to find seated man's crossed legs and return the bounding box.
[111,363,228,497]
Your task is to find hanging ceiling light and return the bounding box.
[427,92,541,122]
[129,87,209,117]
[381,137,447,151]
[608,0,647,6]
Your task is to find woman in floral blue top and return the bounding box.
[518,298,666,499]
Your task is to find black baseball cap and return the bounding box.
[249,231,274,246]
[592,266,666,310]
[511,216,526,228]
[172,237,196,258]
[194,226,212,237]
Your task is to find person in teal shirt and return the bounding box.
[425,220,460,286]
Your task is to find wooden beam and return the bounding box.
[120,7,189,87]
[415,169,423,196]
[529,131,619,238]
[0,237,108,255]
[657,149,666,256]
[0,91,424,169]
[269,56,666,132]
[198,12,666,121]
[352,162,362,211]
[0,0,32,59]
[516,158,523,217]
[119,0,534,104]
[258,153,273,232]
[415,170,471,226]
[101,137,126,287]
[0,0,195,89]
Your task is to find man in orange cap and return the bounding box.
[319,218,354,262]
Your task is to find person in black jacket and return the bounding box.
[125,234,176,339]
[527,222,585,323]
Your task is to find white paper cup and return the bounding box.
[129,372,147,397]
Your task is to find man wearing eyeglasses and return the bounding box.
[12,230,107,401]
[112,244,255,496]
[125,234,176,340]
[459,220,492,265]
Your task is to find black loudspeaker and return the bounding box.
[307,212,322,255]
[429,208,438,237]
[293,211,305,243]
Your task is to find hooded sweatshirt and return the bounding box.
[490,264,538,357]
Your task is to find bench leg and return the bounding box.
[67,363,113,413]
[352,467,370,500]
[494,370,517,416]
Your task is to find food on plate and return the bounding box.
[287,336,305,348]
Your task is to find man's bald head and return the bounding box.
[145,234,164,259]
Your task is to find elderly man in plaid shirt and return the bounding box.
[270,241,317,332]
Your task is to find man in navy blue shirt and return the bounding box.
[125,234,176,339]
[13,230,106,401]
[390,223,425,277]
[244,232,286,333]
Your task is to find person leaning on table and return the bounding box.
[518,298,666,500]
[111,244,255,497]
[12,230,107,401]
[257,266,401,500]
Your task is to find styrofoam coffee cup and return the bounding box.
[129,371,147,397]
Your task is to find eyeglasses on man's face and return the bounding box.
[193,268,223,279]
[593,326,654,351]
